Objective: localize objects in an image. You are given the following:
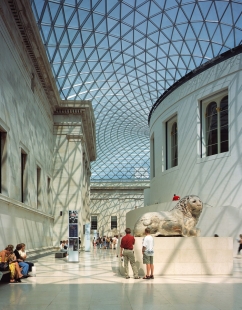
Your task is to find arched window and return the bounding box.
[203,92,229,157]
[171,122,178,167]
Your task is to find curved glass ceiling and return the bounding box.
[30,0,242,180]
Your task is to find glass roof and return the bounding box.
[30,0,242,181]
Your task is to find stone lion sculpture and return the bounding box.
[134,195,203,237]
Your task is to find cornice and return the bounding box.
[1,0,60,112]
[0,194,54,220]
[58,101,96,162]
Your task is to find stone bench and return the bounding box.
[55,252,66,258]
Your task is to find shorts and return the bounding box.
[143,253,154,264]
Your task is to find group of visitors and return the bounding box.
[120,227,154,280]
[93,235,118,249]
[0,243,34,283]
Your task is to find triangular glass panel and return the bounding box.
[224,31,235,48]
[193,42,202,57]
[204,45,214,59]
[112,41,122,51]
[212,43,221,57]
[48,2,60,20]
[42,6,52,24]
[60,32,69,45]
[216,1,229,21]
[150,2,162,17]
[161,14,173,28]
[166,7,178,21]
[173,40,183,52]
[109,3,120,19]
[212,27,222,44]
[98,36,109,48]
[165,0,178,10]
[221,24,233,43]
[191,4,203,21]
[121,23,131,36]
[83,15,93,30]
[86,34,95,46]
[231,3,242,23]
[78,9,90,25]
[235,28,242,46]
[124,29,134,42]
[147,21,158,34]
[146,37,156,49]
[133,29,144,42]
[162,27,173,39]
[121,3,133,19]
[33,1,45,18]
[68,29,78,43]
[65,50,73,62]
[176,8,188,24]
[198,1,212,19]
[235,15,242,31]
[206,3,218,22]
[185,24,196,39]
[206,22,217,39]
[53,51,61,63]
[89,50,98,60]
[107,17,118,31]
[54,27,64,42]
[181,3,194,20]
[110,23,120,36]
[63,6,75,24]
[59,47,68,59]
[41,25,51,41]
[48,30,56,45]
[191,22,203,37]
[123,11,135,26]
[136,38,146,48]
[93,13,104,29]
[199,41,209,55]
[84,47,94,58]
[172,28,182,40]
[199,24,209,41]
[136,1,150,16]
[94,0,106,14]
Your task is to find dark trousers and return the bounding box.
[238,244,242,254]
[26,261,34,272]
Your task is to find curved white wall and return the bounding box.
[149,53,242,211]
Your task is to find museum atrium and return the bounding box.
[0,0,242,308]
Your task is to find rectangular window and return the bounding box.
[37,166,41,209]
[166,115,178,170]
[150,135,155,178]
[47,177,51,213]
[111,216,117,229]
[91,215,97,230]
[201,91,228,157]
[0,131,7,194]
[21,151,27,203]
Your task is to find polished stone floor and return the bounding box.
[0,248,242,310]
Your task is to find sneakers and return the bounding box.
[134,277,140,279]
[125,276,130,279]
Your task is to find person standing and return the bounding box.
[120,228,140,279]
[237,234,242,254]
[142,227,154,279]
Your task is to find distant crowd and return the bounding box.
[93,235,119,249]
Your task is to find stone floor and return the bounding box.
[0,248,242,310]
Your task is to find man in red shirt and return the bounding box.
[172,194,180,201]
[120,228,140,279]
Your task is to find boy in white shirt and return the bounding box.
[142,227,154,279]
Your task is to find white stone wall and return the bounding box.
[0,15,54,249]
[52,117,91,246]
[90,182,148,236]
[149,53,242,209]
